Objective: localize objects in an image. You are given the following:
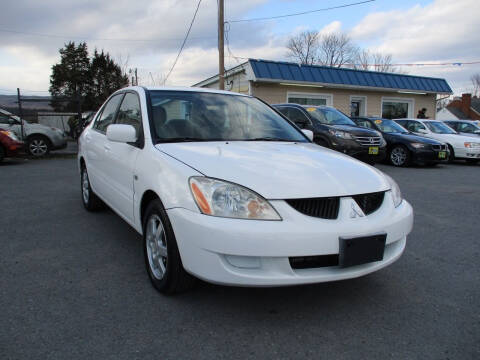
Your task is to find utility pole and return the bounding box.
[218,0,225,90]
[16,88,24,141]
[135,68,138,86]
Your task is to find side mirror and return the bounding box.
[302,129,314,141]
[294,119,308,128]
[106,124,137,143]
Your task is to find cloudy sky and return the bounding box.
[0,0,479,96]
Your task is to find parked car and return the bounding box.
[78,87,413,294]
[0,128,24,162]
[352,117,448,167]
[0,108,68,157]
[395,119,480,164]
[443,120,480,137]
[272,104,386,164]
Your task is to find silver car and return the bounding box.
[0,109,68,156]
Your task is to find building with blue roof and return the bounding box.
[193,59,452,120]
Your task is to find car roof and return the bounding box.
[395,118,441,122]
[136,86,249,97]
[443,119,475,123]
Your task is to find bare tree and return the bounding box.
[355,49,371,70]
[354,50,398,73]
[286,30,319,65]
[318,32,358,68]
[471,73,480,97]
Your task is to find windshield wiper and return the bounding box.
[243,137,295,142]
[156,137,215,143]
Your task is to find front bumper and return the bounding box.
[167,192,413,286]
[330,138,387,163]
[411,148,449,164]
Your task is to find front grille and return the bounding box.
[351,191,385,215]
[289,254,339,269]
[353,135,382,146]
[432,144,447,151]
[286,197,340,219]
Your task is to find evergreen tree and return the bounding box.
[86,49,129,110]
[49,42,129,112]
[49,42,91,111]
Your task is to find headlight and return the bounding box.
[189,177,281,220]
[411,142,426,148]
[328,129,352,139]
[464,142,480,148]
[384,174,402,207]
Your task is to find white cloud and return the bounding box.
[350,0,480,94]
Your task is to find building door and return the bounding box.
[350,96,366,117]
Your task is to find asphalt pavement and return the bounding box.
[0,158,479,359]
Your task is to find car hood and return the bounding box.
[331,124,379,136]
[156,141,390,199]
[388,133,441,144]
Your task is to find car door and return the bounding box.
[86,93,124,199]
[101,92,143,222]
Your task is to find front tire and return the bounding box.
[27,135,51,157]
[143,199,195,294]
[447,145,455,163]
[389,145,411,167]
[81,166,104,211]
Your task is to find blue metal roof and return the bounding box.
[248,59,452,94]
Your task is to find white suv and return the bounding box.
[78,86,413,294]
[395,119,480,164]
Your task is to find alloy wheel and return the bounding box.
[391,147,407,166]
[146,214,168,280]
[29,139,48,156]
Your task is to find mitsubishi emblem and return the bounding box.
[350,201,365,218]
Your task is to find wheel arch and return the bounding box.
[140,190,161,226]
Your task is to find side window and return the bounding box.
[458,123,474,132]
[116,93,142,136]
[93,94,123,133]
[395,120,407,128]
[288,107,311,127]
[357,120,373,128]
[0,114,11,124]
[409,121,426,132]
[275,107,289,117]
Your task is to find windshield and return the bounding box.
[306,107,356,126]
[147,91,308,142]
[425,121,456,134]
[372,119,408,134]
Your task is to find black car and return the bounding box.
[273,104,386,164]
[351,117,449,167]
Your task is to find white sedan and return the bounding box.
[78,87,413,294]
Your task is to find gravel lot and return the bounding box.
[1,158,479,359]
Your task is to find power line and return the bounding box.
[0,28,214,42]
[228,0,375,23]
[163,0,203,84]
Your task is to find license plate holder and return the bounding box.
[438,151,446,159]
[339,234,386,268]
[368,146,379,155]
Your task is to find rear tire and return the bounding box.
[389,145,411,167]
[143,199,195,294]
[81,166,104,211]
[27,135,51,157]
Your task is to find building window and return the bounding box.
[350,96,367,117]
[287,92,332,106]
[381,97,414,119]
